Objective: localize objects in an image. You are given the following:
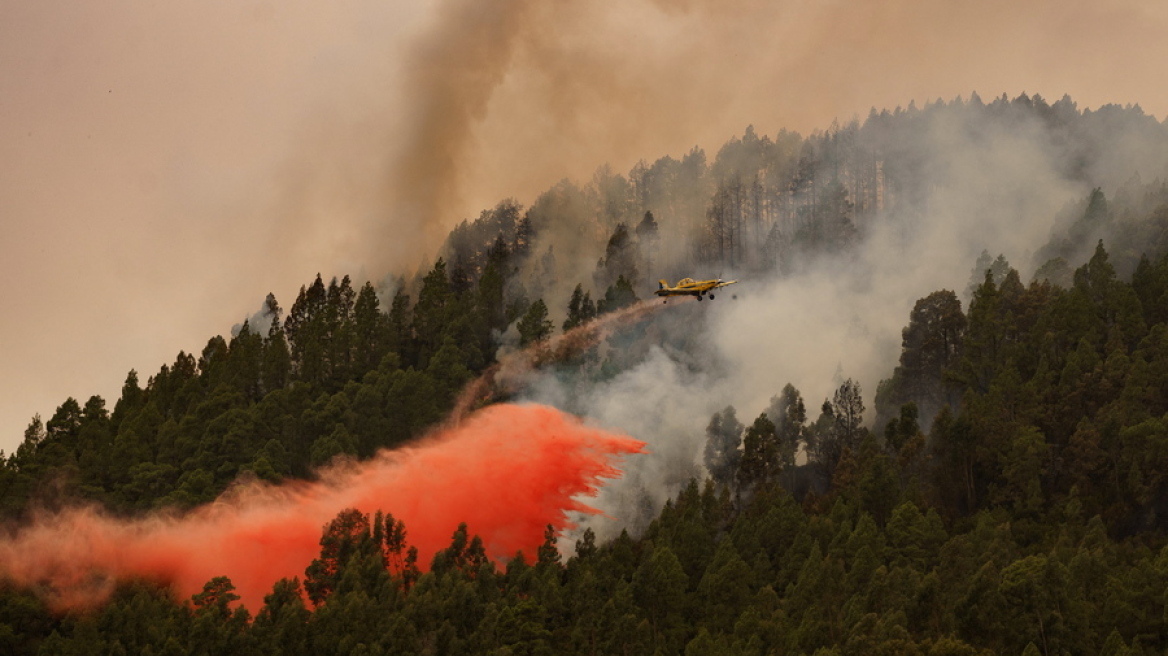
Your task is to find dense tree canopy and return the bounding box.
[6,95,1168,654]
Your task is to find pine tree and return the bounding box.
[563,284,597,332]
[597,275,639,314]
[767,383,806,471]
[635,211,660,281]
[517,299,554,346]
[703,406,743,490]
[738,413,778,491]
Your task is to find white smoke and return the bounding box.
[525,98,1168,542]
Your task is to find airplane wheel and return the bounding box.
[709,294,715,300]
[697,295,703,301]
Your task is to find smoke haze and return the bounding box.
[4,0,1168,463]
[514,96,1168,536]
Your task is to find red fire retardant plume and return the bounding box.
[0,403,645,611]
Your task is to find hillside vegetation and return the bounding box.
[4,94,1168,654]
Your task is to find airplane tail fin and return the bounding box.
[658,279,667,290]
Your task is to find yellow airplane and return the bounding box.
[655,277,738,303]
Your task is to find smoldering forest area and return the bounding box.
[4,93,1168,654]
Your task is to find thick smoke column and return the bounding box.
[0,404,644,611]
[389,0,536,252]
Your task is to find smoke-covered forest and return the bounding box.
[4,93,1168,654]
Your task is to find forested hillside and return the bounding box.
[3,94,1168,654]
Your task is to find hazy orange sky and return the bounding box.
[3,0,1168,453]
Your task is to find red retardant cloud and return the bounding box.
[0,403,645,611]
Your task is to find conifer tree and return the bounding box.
[517,299,554,346]
[703,406,743,490]
[563,283,598,332]
[597,275,639,314]
[738,413,778,490]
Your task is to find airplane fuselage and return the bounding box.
[655,277,737,302]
